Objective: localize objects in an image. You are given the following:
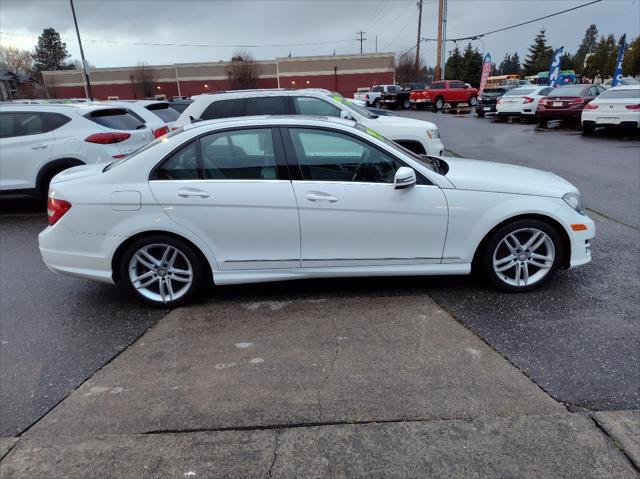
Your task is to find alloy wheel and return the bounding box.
[492,228,555,287]
[128,243,193,303]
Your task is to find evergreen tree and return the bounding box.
[560,52,575,72]
[584,34,618,79]
[574,24,599,73]
[31,28,72,78]
[523,29,553,76]
[622,35,640,76]
[499,53,521,75]
[444,46,463,80]
[460,42,483,87]
[511,52,521,74]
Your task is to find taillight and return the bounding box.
[583,103,598,110]
[47,197,72,226]
[171,126,179,131]
[497,98,502,104]
[365,94,369,100]
[625,104,640,110]
[523,97,534,104]
[84,132,131,144]
[570,97,586,105]
[539,99,548,106]
[154,126,169,138]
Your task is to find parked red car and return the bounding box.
[410,80,478,111]
[536,84,607,127]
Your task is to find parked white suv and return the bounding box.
[363,85,401,108]
[0,103,154,196]
[174,89,445,156]
[104,100,180,138]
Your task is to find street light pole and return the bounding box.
[69,0,93,100]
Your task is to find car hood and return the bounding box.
[368,115,438,130]
[51,163,105,184]
[442,157,577,197]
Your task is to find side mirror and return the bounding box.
[394,167,416,189]
[339,110,353,120]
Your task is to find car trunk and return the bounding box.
[83,108,154,155]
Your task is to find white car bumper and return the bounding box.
[554,203,595,269]
[581,109,640,127]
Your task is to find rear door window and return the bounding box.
[245,96,290,115]
[85,108,145,130]
[430,82,445,90]
[0,112,70,138]
[201,98,246,120]
[145,103,180,122]
[155,141,199,180]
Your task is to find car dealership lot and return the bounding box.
[0,112,638,473]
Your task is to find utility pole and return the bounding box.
[357,31,366,54]
[435,0,444,80]
[69,0,93,100]
[375,35,378,53]
[440,0,448,80]
[415,0,423,68]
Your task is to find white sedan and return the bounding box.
[39,116,594,306]
[496,86,553,119]
[581,85,640,133]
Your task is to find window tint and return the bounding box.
[548,85,586,96]
[245,96,289,115]
[289,128,398,183]
[390,85,401,92]
[155,141,199,180]
[146,103,180,122]
[0,112,70,138]
[85,108,145,130]
[200,128,277,180]
[539,87,553,96]
[372,86,383,92]
[201,98,246,120]
[430,82,445,90]
[598,88,640,99]
[168,103,189,113]
[451,81,465,89]
[292,97,341,117]
[504,88,536,96]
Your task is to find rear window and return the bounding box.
[548,86,586,97]
[169,103,190,113]
[85,108,145,130]
[372,86,383,92]
[245,96,289,115]
[504,88,536,96]
[482,88,506,96]
[201,98,246,120]
[145,103,180,122]
[598,89,640,99]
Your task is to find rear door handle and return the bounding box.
[305,191,338,203]
[31,144,48,150]
[178,188,210,198]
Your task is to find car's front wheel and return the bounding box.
[403,99,411,109]
[480,219,562,292]
[372,99,380,108]
[433,97,444,111]
[468,95,478,107]
[120,235,205,307]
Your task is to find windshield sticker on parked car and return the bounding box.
[365,128,385,141]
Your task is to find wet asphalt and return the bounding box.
[0,111,638,437]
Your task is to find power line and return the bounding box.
[0,31,357,49]
[357,31,367,54]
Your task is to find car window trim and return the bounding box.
[279,125,432,186]
[149,126,291,182]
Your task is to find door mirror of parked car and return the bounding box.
[394,167,416,189]
[339,110,353,120]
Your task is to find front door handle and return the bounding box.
[178,188,210,198]
[31,144,48,150]
[305,191,338,203]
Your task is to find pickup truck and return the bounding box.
[380,83,426,110]
[410,80,478,111]
[354,84,400,108]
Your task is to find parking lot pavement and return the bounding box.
[0,212,167,436]
[4,297,638,478]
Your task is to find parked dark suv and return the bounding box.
[380,83,426,110]
[476,86,517,118]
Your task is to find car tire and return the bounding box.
[476,110,485,118]
[373,99,380,108]
[468,95,478,107]
[582,124,595,135]
[402,99,411,109]
[479,219,563,293]
[537,119,548,128]
[120,235,206,307]
[433,97,444,111]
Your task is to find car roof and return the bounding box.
[194,88,333,101]
[0,102,133,113]
[607,84,640,91]
[181,114,356,133]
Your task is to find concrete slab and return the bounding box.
[593,410,640,468]
[3,415,637,478]
[27,296,563,438]
[0,438,18,460]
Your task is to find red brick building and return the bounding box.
[41,53,395,100]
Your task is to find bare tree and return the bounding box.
[132,62,157,98]
[395,50,426,84]
[0,46,33,76]
[228,50,257,90]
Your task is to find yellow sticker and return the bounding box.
[366,128,385,141]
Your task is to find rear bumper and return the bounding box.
[582,110,640,127]
[410,99,432,105]
[536,108,583,120]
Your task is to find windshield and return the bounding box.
[548,85,585,96]
[327,93,378,119]
[103,127,184,172]
[354,124,439,174]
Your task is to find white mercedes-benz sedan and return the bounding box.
[39,116,594,307]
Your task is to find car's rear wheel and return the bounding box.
[120,235,205,307]
[476,109,485,118]
[582,124,595,134]
[468,95,478,107]
[433,97,444,111]
[372,99,380,108]
[403,99,411,109]
[480,219,562,292]
[537,119,548,128]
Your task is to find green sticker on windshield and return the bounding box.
[332,94,344,103]
[365,128,385,141]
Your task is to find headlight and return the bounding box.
[563,192,586,215]
[426,129,440,139]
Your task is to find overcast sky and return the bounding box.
[0,0,638,69]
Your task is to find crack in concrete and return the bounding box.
[267,430,280,479]
[0,438,19,463]
[589,413,640,473]
[317,329,341,421]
